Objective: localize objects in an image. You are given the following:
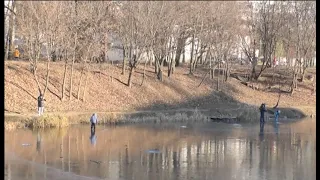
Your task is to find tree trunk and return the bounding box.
[175,37,185,67]
[290,63,297,95]
[77,68,84,100]
[216,62,220,91]
[225,65,230,82]
[149,49,153,67]
[301,59,308,82]
[172,56,176,74]
[111,60,114,83]
[5,32,10,61]
[42,60,50,98]
[168,60,171,78]
[168,50,175,78]
[69,33,77,101]
[4,1,11,61]
[4,0,14,61]
[141,60,147,86]
[154,55,159,74]
[122,46,126,75]
[82,67,89,102]
[158,57,164,81]
[255,66,265,81]
[203,49,210,65]
[33,70,43,95]
[61,59,68,101]
[167,40,174,77]
[155,57,163,81]
[299,60,302,74]
[128,66,134,88]
[225,56,230,82]
[193,40,201,70]
[209,52,213,79]
[212,56,218,80]
[313,75,316,94]
[7,0,16,60]
[182,48,186,64]
[189,34,195,75]
[69,61,75,100]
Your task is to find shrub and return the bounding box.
[30,115,69,128]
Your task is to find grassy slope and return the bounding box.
[5,61,316,116]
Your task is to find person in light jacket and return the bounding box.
[274,109,280,123]
[90,113,98,132]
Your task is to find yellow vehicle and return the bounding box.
[14,48,20,59]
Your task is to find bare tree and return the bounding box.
[116,2,146,87]
[287,1,316,94]
[41,2,66,97]
[239,1,285,81]
[16,2,51,97]
[5,0,17,61]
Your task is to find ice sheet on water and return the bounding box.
[146,149,161,154]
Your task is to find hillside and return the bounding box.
[5,61,316,117]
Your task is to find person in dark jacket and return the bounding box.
[38,93,45,116]
[259,103,267,132]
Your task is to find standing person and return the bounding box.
[259,103,267,132]
[90,113,98,132]
[37,93,45,116]
[274,109,280,123]
[14,47,20,60]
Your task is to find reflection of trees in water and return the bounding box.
[5,121,316,180]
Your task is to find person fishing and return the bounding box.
[274,109,280,123]
[37,93,45,116]
[259,103,267,132]
[90,113,98,132]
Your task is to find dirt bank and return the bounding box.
[5,61,316,129]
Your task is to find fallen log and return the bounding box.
[210,117,239,123]
[240,81,259,90]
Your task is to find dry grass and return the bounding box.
[4,61,316,128]
[237,105,260,122]
[66,108,210,125]
[6,61,314,115]
[116,108,209,124]
[5,121,23,131]
[5,61,213,113]
[30,115,69,128]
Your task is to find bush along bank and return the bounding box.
[5,107,266,130]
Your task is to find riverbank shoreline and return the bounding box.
[5,105,315,130]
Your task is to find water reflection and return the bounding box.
[5,119,316,180]
[89,129,97,146]
[36,131,41,153]
[273,121,279,135]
